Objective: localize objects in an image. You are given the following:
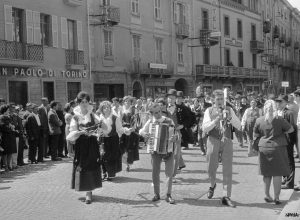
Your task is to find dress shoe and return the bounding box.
[165,195,175,204]
[274,199,281,205]
[85,199,91,204]
[294,185,300,191]
[51,157,62,161]
[44,156,49,159]
[37,160,44,163]
[207,183,216,199]
[178,165,186,170]
[152,194,160,202]
[264,197,273,203]
[221,197,236,207]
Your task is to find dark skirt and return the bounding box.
[259,145,290,176]
[102,135,122,177]
[120,132,139,164]
[71,134,102,191]
[1,132,17,155]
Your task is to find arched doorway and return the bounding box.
[175,78,188,96]
[132,81,142,98]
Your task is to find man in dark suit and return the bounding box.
[26,104,42,164]
[48,101,63,161]
[176,91,194,150]
[56,102,66,158]
[275,94,297,190]
[38,97,49,158]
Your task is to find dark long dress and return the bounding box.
[120,107,139,164]
[101,115,122,177]
[0,115,17,155]
[71,114,102,191]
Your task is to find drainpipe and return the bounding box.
[219,0,222,66]
[87,0,92,83]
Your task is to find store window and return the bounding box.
[40,14,50,46]
[252,54,257,68]
[9,81,28,107]
[43,81,54,102]
[94,84,124,102]
[67,82,81,102]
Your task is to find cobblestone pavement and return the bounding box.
[0,140,300,220]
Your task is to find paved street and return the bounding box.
[0,140,300,220]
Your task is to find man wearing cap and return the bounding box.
[166,89,185,180]
[202,89,241,207]
[275,94,297,190]
[38,97,50,158]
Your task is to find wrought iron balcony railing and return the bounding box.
[175,23,189,39]
[65,49,84,65]
[0,40,43,62]
[220,0,246,11]
[196,64,268,79]
[250,40,264,54]
[106,6,120,25]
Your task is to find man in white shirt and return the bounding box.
[202,90,241,207]
[139,103,176,204]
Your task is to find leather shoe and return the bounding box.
[221,197,236,207]
[274,199,281,205]
[85,199,91,204]
[165,195,175,204]
[294,185,300,191]
[264,197,273,203]
[207,183,216,199]
[152,194,160,202]
[178,165,186,170]
[52,157,62,161]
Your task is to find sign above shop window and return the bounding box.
[149,63,167,69]
[0,67,89,79]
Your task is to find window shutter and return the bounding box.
[173,3,179,24]
[33,11,41,45]
[25,10,34,43]
[51,15,58,47]
[4,5,13,41]
[61,17,68,49]
[76,20,83,51]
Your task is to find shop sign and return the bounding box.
[0,67,89,79]
[147,80,173,87]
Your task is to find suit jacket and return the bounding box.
[176,103,193,128]
[48,109,62,135]
[38,105,49,131]
[26,113,41,140]
[283,108,297,144]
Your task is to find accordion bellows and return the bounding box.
[147,122,175,154]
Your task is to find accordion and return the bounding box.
[147,121,175,155]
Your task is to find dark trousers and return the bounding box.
[28,139,39,162]
[283,142,295,188]
[58,129,65,156]
[40,129,49,157]
[17,136,25,164]
[49,134,60,159]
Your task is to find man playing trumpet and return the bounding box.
[202,89,241,207]
[139,103,177,204]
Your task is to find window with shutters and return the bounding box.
[224,48,231,66]
[202,9,209,30]
[104,30,113,57]
[177,42,183,64]
[132,35,141,58]
[67,19,75,49]
[178,3,186,24]
[203,47,210,64]
[237,19,243,39]
[102,0,110,6]
[131,0,139,15]
[12,8,24,42]
[252,54,257,68]
[238,50,244,67]
[155,38,163,63]
[40,14,50,46]
[224,16,230,37]
[154,0,161,21]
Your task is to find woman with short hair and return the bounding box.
[253,100,293,205]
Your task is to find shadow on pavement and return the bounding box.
[175,177,239,185]
[112,176,152,184]
[129,168,152,173]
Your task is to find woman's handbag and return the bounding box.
[253,137,261,151]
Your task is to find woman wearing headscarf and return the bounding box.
[120,96,140,171]
[67,91,107,204]
[253,100,293,205]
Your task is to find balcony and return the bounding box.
[220,0,246,11]
[0,40,43,62]
[195,64,268,79]
[65,49,84,67]
[274,57,283,66]
[294,42,300,50]
[285,38,291,47]
[130,58,141,75]
[250,40,264,54]
[63,0,83,7]
[104,6,120,26]
[279,35,285,44]
[175,23,189,39]
[283,60,293,69]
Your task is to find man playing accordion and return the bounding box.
[139,103,177,204]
